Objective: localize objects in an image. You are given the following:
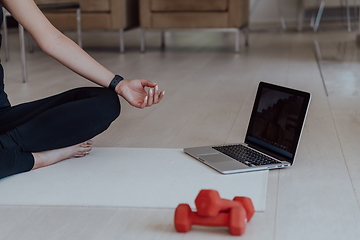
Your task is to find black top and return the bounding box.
[0,4,11,111]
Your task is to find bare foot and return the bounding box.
[31,140,93,170]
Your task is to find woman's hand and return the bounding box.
[116,79,165,109]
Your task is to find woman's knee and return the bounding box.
[95,88,121,122]
[71,87,120,125]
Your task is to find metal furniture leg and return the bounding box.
[242,26,249,47]
[140,29,145,52]
[346,0,351,32]
[235,29,240,52]
[276,0,286,30]
[310,0,321,27]
[120,29,124,53]
[357,0,360,32]
[354,0,358,30]
[160,31,165,49]
[314,0,325,32]
[19,24,27,83]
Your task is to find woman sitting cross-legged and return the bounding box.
[0,0,164,180]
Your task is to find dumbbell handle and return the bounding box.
[190,211,230,227]
[217,198,241,212]
[196,193,241,217]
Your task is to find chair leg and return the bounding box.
[276,0,286,30]
[354,0,358,30]
[310,0,320,27]
[314,0,325,32]
[120,29,124,53]
[140,29,146,52]
[242,27,249,48]
[160,31,165,50]
[3,10,9,62]
[346,0,351,32]
[19,24,27,83]
[76,8,82,48]
[235,29,240,53]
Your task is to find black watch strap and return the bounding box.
[109,75,124,90]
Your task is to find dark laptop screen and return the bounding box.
[245,82,311,162]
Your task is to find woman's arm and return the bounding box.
[1,0,164,108]
[1,0,114,87]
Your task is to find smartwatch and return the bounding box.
[109,75,124,90]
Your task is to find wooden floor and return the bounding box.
[1,28,360,239]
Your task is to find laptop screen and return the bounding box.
[245,82,311,163]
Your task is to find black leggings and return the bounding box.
[0,87,121,179]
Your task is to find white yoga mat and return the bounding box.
[0,148,268,211]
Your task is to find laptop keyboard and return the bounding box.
[213,144,281,167]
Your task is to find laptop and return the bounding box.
[184,82,311,174]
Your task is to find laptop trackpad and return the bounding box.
[199,154,247,170]
[200,153,235,163]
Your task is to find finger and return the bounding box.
[147,88,154,107]
[158,90,165,102]
[139,96,148,109]
[153,85,159,104]
[139,78,157,88]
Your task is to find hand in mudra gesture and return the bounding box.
[115,78,165,109]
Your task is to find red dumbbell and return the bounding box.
[195,189,255,221]
[174,203,247,236]
[233,196,255,222]
[195,190,241,217]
